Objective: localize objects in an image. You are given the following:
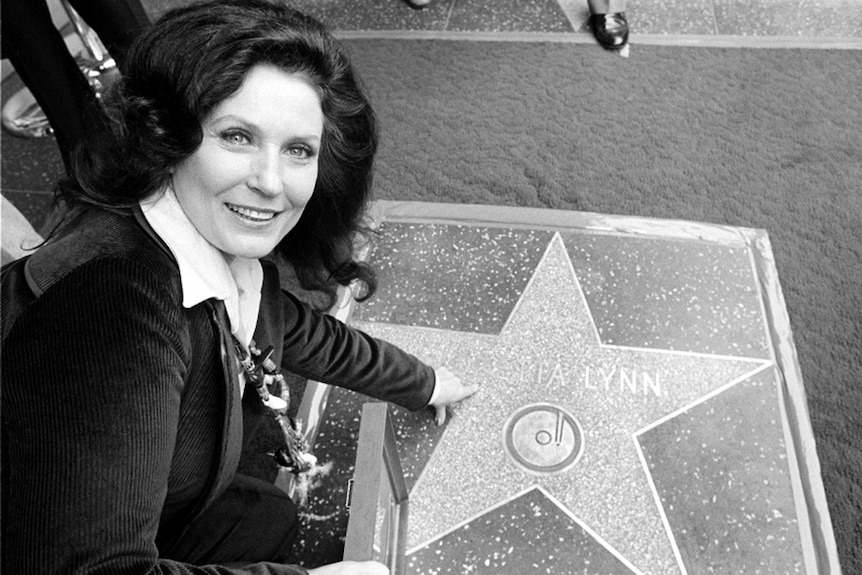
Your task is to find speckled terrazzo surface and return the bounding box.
[561,232,771,357]
[638,367,804,574]
[297,206,823,574]
[353,224,553,334]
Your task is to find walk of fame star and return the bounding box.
[353,232,774,575]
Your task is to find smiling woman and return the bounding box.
[0,1,478,574]
[61,0,379,307]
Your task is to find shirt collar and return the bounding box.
[140,187,262,347]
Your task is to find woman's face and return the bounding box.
[171,64,324,259]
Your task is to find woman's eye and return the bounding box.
[221,131,249,145]
[287,145,315,159]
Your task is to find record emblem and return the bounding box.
[503,403,584,475]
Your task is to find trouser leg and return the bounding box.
[1,0,99,172]
[588,0,627,14]
[159,474,300,565]
[65,0,151,71]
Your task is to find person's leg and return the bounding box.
[588,0,627,14]
[65,0,151,71]
[159,474,300,564]
[1,0,101,172]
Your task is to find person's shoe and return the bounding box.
[590,12,629,49]
[404,0,433,9]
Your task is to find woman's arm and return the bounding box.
[274,287,478,417]
[277,288,435,411]
[3,257,187,573]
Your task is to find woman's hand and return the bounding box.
[306,560,389,575]
[430,366,480,426]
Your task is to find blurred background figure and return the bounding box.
[1,0,150,174]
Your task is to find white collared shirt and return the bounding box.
[140,187,263,354]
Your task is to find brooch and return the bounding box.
[233,337,317,475]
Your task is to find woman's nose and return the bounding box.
[248,149,283,197]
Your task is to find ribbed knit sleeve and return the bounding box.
[1,256,307,575]
[274,287,436,412]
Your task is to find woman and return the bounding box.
[1,1,476,573]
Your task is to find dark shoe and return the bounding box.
[590,12,629,49]
[404,0,433,9]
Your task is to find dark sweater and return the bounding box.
[1,208,435,574]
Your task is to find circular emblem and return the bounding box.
[503,403,584,475]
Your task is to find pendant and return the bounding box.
[262,394,288,411]
[238,343,289,412]
[233,336,318,477]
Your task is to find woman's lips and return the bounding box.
[226,203,278,222]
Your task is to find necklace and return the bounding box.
[232,337,317,475]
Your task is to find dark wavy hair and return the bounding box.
[61,0,378,305]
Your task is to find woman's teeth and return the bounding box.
[228,204,276,221]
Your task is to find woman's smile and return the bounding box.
[225,203,279,223]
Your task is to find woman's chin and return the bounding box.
[212,220,297,259]
[217,239,281,260]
